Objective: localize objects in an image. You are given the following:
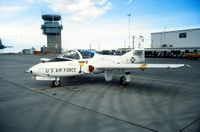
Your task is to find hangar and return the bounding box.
[151,28,200,48]
[146,28,200,58]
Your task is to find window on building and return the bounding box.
[162,44,167,48]
[179,33,187,38]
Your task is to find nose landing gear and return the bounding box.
[52,78,60,87]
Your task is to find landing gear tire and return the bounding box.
[52,80,60,87]
[119,76,127,86]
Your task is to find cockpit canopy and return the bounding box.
[49,50,95,62]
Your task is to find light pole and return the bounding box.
[128,13,131,48]
[132,35,135,49]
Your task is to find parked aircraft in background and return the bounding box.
[0,39,13,49]
[27,49,189,87]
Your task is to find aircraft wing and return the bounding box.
[95,63,188,70]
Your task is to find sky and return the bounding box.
[0,0,200,53]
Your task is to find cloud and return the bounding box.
[0,0,111,23]
[45,0,112,22]
[126,0,132,5]
[0,5,26,14]
[0,0,112,53]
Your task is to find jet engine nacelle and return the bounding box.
[82,64,95,74]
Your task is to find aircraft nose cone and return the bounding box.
[27,65,39,74]
[29,69,33,73]
[26,67,33,74]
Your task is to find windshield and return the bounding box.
[57,50,81,60]
[62,50,80,60]
[57,49,95,60]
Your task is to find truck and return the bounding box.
[185,50,200,59]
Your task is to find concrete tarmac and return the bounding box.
[0,55,200,132]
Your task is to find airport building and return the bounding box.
[22,48,35,55]
[151,28,200,49]
[41,14,63,54]
[145,28,200,58]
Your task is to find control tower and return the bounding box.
[41,14,63,54]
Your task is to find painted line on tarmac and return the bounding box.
[179,116,200,132]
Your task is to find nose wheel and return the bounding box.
[119,76,127,86]
[52,80,61,87]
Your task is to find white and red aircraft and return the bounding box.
[27,49,187,87]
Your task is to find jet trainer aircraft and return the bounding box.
[27,49,188,87]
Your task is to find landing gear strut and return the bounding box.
[119,76,127,86]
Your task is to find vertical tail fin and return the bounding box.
[120,35,145,64]
[0,39,2,46]
[121,49,145,64]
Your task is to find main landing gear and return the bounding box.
[119,76,127,86]
[119,72,131,86]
